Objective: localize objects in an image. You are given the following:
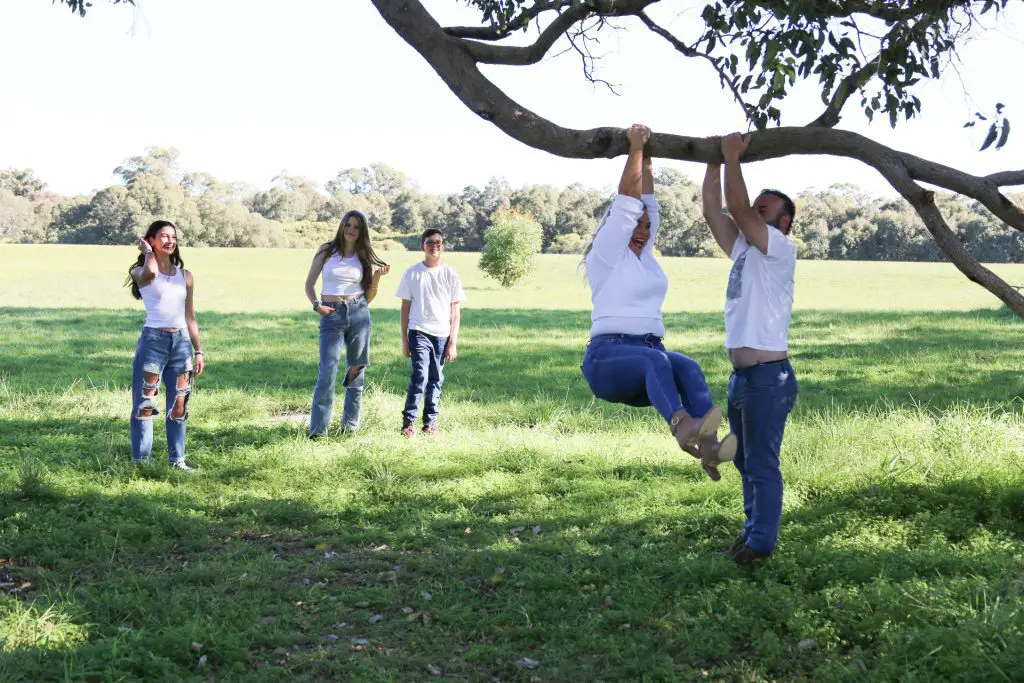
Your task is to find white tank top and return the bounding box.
[139,267,188,329]
[321,252,364,296]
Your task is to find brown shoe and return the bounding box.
[400,425,415,439]
[732,543,770,566]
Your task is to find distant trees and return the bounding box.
[1,151,1021,263]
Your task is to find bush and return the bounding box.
[547,232,587,254]
[478,208,542,288]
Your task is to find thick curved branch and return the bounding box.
[985,170,1024,187]
[875,161,1024,314]
[371,0,1024,315]
[444,1,569,40]
[807,57,879,128]
[458,0,656,65]
[458,3,593,64]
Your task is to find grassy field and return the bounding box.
[1,245,1022,681]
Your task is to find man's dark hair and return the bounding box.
[421,228,443,245]
[760,189,796,223]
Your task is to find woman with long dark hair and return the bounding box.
[305,210,390,437]
[124,220,204,471]
[580,125,736,480]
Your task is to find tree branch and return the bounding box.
[457,0,657,66]
[985,170,1024,187]
[807,57,879,128]
[444,1,569,40]
[371,0,1024,316]
[636,11,752,119]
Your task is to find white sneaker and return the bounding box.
[169,461,195,473]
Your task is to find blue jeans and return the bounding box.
[311,298,372,435]
[727,359,799,555]
[581,334,714,424]
[130,328,194,464]
[402,329,448,428]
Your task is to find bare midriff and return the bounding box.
[730,346,788,369]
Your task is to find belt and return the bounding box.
[733,357,790,372]
[589,333,663,346]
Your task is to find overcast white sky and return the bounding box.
[0,0,1021,198]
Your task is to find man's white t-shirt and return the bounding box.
[395,261,466,337]
[724,227,797,352]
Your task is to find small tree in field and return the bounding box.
[479,208,542,288]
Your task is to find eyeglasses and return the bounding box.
[423,240,443,247]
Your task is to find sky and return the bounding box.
[0,0,1021,199]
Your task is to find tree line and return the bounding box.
[1,146,1021,262]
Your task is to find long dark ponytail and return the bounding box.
[124,220,184,300]
[317,210,388,293]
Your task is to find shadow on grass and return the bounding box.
[1,472,1022,681]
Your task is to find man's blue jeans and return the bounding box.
[402,329,448,428]
[130,328,194,464]
[727,359,799,555]
[581,334,714,424]
[310,298,371,435]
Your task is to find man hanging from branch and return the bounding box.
[702,133,799,566]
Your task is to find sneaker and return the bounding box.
[732,543,770,566]
[169,461,195,473]
[309,432,325,441]
[400,425,415,439]
[421,424,438,436]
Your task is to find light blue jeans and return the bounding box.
[310,298,371,435]
[130,328,194,464]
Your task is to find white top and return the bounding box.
[321,252,364,296]
[139,267,188,329]
[395,262,467,337]
[724,229,797,351]
[585,193,666,338]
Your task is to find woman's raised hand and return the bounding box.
[626,123,650,150]
[138,237,153,255]
[373,264,391,279]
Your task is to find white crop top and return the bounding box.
[321,252,364,296]
[139,267,188,329]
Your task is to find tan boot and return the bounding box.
[670,406,722,449]
[671,407,726,481]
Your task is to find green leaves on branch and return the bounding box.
[54,0,134,17]
[965,104,1011,151]
[693,0,1000,129]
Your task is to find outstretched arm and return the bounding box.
[617,123,648,199]
[721,133,770,254]
[701,163,739,255]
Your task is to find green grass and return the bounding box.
[1,246,1023,681]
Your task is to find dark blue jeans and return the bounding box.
[727,359,799,555]
[402,329,448,428]
[581,334,714,424]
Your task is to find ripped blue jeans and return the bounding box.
[130,328,194,464]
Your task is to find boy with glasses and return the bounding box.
[395,228,466,437]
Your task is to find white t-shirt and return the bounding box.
[586,194,666,338]
[321,252,364,296]
[724,228,797,351]
[395,262,466,337]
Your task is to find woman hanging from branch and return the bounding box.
[580,123,736,480]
